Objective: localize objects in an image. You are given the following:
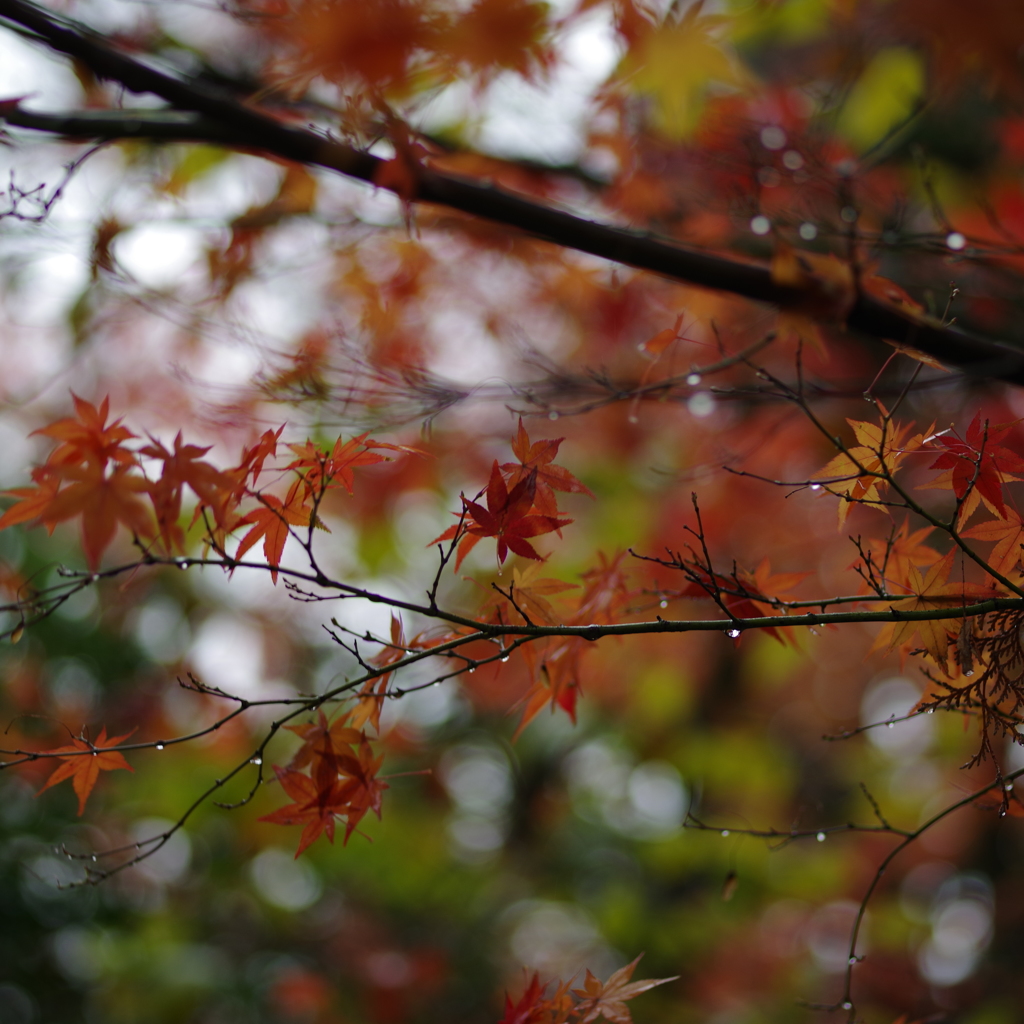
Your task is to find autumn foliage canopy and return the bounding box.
[5,0,1024,1022]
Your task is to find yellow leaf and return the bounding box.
[837,48,925,152]
[618,6,745,138]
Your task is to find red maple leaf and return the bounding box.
[37,726,135,815]
[680,558,809,643]
[258,766,357,857]
[285,709,362,788]
[261,735,388,854]
[498,973,553,1024]
[928,413,1024,517]
[141,432,235,552]
[436,462,572,569]
[502,418,594,517]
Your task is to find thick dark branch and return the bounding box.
[2,0,1024,384]
[1,106,263,146]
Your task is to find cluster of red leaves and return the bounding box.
[498,956,676,1024]
[0,395,416,578]
[260,710,388,856]
[433,419,590,569]
[820,413,1022,666]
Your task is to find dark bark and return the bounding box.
[1,0,1023,384]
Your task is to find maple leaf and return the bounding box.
[459,462,572,567]
[34,394,137,470]
[286,709,362,786]
[497,973,549,1024]
[925,413,1024,518]
[506,562,578,625]
[871,550,994,663]
[572,955,677,1024]
[0,468,62,533]
[352,615,408,732]
[333,735,389,842]
[963,508,1024,578]
[259,766,355,857]
[234,482,311,582]
[575,550,634,624]
[502,418,594,518]
[680,558,810,643]
[618,3,744,137]
[813,418,928,527]
[141,432,235,552]
[16,462,154,569]
[287,433,422,498]
[37,726,135,815]
[445,0,553,80]
[238,426,285,487]
[855,521,942,593]
[514,640,585,740]
[498,972,573,1024]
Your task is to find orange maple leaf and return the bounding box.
[349,617,404,732]
[234,482,311,582]
[513,640,585,740]
[35,394,137,470]
[37,726,135,815]
[502,418,594,517]
[855,521,942,593]
[680,557,810,643]
[498,972,573,1024]
[572,955,678,1024]
[16,462,154,569]
[963,508,1024,579]
[871,550,994,663]
[813,418,928,527]
[506,562,578,625]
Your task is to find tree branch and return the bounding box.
[1,0,1024,385]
